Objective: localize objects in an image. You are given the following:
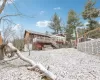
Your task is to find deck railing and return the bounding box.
[33,37,52,43]
[33,37,65,43]
[33,37,59,48]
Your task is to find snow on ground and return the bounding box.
[0,48,100,80]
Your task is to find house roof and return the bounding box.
[25,30,50,37]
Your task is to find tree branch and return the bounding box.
[6,43,56,80]
[0,0,7,14]
[0,14,21,22]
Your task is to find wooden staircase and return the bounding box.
[51,41,59,49]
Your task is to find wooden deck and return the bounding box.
[33,37,59,48]
[33,37,51,43]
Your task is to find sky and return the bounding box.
[1,0,100,33]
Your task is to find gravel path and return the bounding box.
[0,48,100,80]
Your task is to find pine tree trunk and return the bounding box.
[75,30,78,48]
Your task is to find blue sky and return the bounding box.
[2,0,100,33]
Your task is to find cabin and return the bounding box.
[24,30,66,51]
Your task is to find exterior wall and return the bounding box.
[24,32,32,51]
[24,32,30,44]
[24,31,51,51]
[77,39,100,55]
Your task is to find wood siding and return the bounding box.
[24,31,30,44]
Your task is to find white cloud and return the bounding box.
[40,11,45,15]
[84,22,88,26]
[54,7,61,10]
[59,17,61,20]
[84,21,100,26]
[36,20,51,27]
[7,0,14,4]
[83,21,100,28]
[83,22,89,28]
[0,0,14,6]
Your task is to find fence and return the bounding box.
[77,39,100,54]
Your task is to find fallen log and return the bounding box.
[6,43,56,80]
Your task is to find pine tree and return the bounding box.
[82,0,100,30]
[66,10,82,46]
[49,13,61,34]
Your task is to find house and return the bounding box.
[24,30,66,51]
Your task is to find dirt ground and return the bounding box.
[0,48,100,80]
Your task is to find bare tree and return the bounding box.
[3,26,16,43]
[13,26,24,51]
[0,14,21,23]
